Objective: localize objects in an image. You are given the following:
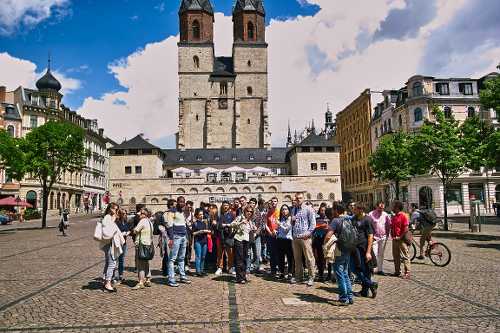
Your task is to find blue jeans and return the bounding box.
[102,243,116,282]
[194,241,208,274]
[114,242,127,280]
[247,236,262,271]
[168,235,187,283]
[352,247,374,293]
[334,253,353,303]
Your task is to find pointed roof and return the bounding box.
[36,58,62,92]
[179,0,213,14]
[111,135,160,150]
[295,133,338,148]
[233,0,265,15]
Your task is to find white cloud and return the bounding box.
[0,52,80,95]
[0,0,71,36]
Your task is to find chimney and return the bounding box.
[0,86,6,102]
[98,128,104,137]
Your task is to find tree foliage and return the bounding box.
[0,130,26,180]
[479,74,500,114]
[460,115,495,171]
[0,121,87,228]
[369,131,414,200]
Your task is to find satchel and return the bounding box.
[137,221,155,260]
[93,220,103,241]
[402,229,413,246]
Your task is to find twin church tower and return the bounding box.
[176,0,271,150]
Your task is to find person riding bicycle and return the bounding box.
[410,203,437,259]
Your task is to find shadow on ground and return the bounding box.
[466,243,500,251]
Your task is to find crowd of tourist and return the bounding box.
[95,193,418,306]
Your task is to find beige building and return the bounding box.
[335,89,375,207]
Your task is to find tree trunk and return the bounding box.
[41,180,48,229]
[395,180,400,200]
[442,180,449,231]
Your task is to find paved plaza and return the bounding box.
[0,216,499,332]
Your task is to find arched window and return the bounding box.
[192,20,200,40]
[216,187,225,193]
[398,114,403,127]
[247,60,252,67]
[176,188,186,194]
[190,188,199,194]
[419,187,433,209]
[412,81,423,96]
[193,56,200,68]
[151,198,159,204]
[229,187,238,193]
[247,86,253,96]
[247,21,255,40]
[414,107,423,122]
[269,186,278,193]
[467,106,475,118]
[7,125,14,137]
[203,187,212,193]
[444,106,452,118]
[255,186,264,193]
[247,119,251,125]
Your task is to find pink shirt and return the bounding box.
[369,210,391,239]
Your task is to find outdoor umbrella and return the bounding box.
[0,196,33,208]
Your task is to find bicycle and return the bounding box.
[407,231,451,267]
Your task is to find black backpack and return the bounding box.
[337,217,359,252]
[420,209,437,225]
[153,211,165,235]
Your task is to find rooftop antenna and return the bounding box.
[48,51,51,72]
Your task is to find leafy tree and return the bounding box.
[411,107,467,230]
[1,122,87,228]
[479,73,500,118]
[487,130,500,169]
[460,115,495,170]
[0,130,26,181]
[369,131,414,200]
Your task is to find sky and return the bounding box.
[1,0,499,147]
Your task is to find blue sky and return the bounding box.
[0,0,319,110]
[1,0,499,147]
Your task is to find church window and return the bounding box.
[220,82,227,95]
[193,56,200,68]
[247,119,251,125]
[247,21,255,40]
[7,125,14,137]
[247,60,252,67]
[247,86,253,96]
[192,20,200,40]
[195,114,199,121]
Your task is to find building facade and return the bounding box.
[335,89,375,207]
[370,73,500,216]
[177,0,271,149]
[0,65,112,213]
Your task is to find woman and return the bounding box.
[313,205,330,281]
[215,202,235,276]
[114,209,131,284]
[230,206,253,284]
[132,208,154,290]
[276,204,294,280]
[192,208,211,276]
[100,203,125,293]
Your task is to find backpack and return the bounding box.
[153,211,165,235]
[420,209,437,225]
[337,217,359,252]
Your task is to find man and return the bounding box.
[265,197,280,276]
[184,200,195,272]
[411,204,436,260]
[351,204,378,298]
[391,200,411,279]
[257,198,269,264]
[247,198,263,273]
[238,196,248,216]
[368,201,391,275]
[290,192,316,286]
[324,202,353,305]
[165,196,191,287]
[216,201,236,276]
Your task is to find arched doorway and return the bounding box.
[26,191,37,208]
[419,186,433,209]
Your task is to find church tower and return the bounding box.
[232,0,271,148]
[177,0,215,149]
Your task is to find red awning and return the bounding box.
[0,196,33,208]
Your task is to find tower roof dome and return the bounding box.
[36,58,62,92]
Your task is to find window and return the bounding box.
[412,82,423,97]
[192,20,200,40]
[195,114,199,121]
[469,183,485,203]
[247,60,252,67]
[196,155,202,162]
[266,155,272,161]
[247,86,253,96]
[247,119,251,125]
[231,155,237,161]
[7,125,14,137]
[444,106,452,118]
[249,154,255,161]
[383,121,387,133]
[30,115,38,128]
[459,83,473,95]
[380,125,383,134]
[398,114,403,127]
[178,156,184,162]
[414,107,423,122]
[446,185,463,205]
[436,82,449,95]
[214,155,221,161]
[467,106,475,118]
[125,166,132,174]
[301,147,310,152]
[247,21,255,40]
[220,82,227,95]
[193,56,200,68]
[314,147,322,152]
[320,163,327,171]
[311,163,318,171]
[135,166,142,174]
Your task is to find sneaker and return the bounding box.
[402,272,411,280]
[230,267,236,276]
[167,281,179,287]
[215,268,223,276]
[348,299,354,305]
[336,300,350,306]
[179,278,192,284]
[370,282,378,298]
[237,280,246,284]
[290,277,297,284]
[278,273,285,280]
[131,283,145,290]
[306,278,314,287]
[113,280,121,286]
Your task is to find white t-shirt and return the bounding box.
[134,218,153,246]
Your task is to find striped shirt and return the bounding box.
[292,205,316,239]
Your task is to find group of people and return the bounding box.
[95,193,433,305]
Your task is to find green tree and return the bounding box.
[1,122,87,228]
[479,73,500,118]
[411,107,467,230]
[369,131,414,200]
[460,115,495,170]
[0,130,26,181]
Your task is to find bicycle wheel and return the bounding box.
[409,242,417,262]
[428,242,451,267]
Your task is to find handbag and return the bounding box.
[93,220,103,241]
[402,229,413,246]
[137,221,155,260]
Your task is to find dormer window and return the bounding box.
[436,82,449,95]
[249,154,255,161]
[412,82,423,97]
[214,155,221,161]
[459,83,473,95]
[178,155,184,162]
[266,155,272,161]
[196,155,202,162]
[232,155,237,161]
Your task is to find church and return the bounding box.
[108,0,342,208]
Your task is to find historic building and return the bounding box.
[107,0,342,209]
[177,0,271,149]
[335,89,375,206]
[370,73,500,216]
[0,63,113,213]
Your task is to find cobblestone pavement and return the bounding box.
[0,216,499,332]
